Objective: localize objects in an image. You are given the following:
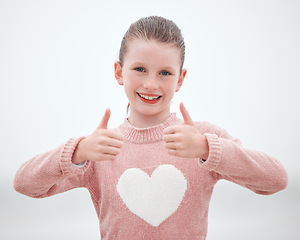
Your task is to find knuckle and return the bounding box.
[98,136,108,145]
[176,135,183,142]
[96,146,105,154]
[113,147,121,154]
[97,129,105,135]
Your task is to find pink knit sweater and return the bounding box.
[14,113,288,239]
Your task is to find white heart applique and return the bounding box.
[116,164,187,227]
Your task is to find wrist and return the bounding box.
[72,138,87,165]
[199,134,209,160]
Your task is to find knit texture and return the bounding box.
[14,113,288,239]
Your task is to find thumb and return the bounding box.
[180,102,194,125]
[98,108,111,129]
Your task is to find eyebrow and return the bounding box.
[129,61,144,67]
[130,61,176,71]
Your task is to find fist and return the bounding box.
[72,109,124,164]
[163,103,209,159]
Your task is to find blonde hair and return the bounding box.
[119,16,185,71]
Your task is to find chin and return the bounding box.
[138,105,170,116]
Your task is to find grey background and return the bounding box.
[1,0,299,239]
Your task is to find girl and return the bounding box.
[14,16,288,239]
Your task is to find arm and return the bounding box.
[14,109,123,198]
[163,103,288,195]
[197,123,288,195]
[14,137,90,198]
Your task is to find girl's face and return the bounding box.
[115,39,187,127]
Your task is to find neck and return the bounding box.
[119,113,178,143]
[128,109,171,128]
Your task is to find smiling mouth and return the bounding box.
[137,93,162,101]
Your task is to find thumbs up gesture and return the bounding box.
[72,109,124,164]
[163,103,209,159]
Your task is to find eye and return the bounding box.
[134,67,146,72]
[160,71,171,76]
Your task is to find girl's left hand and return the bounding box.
[163,103,209,159]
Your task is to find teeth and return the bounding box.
[138,93,160,100]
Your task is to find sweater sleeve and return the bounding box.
[196,123,288,195]
[14,137,91,198]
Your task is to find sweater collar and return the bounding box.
[119,113,180,143]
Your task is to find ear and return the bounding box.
[114,61,123,85]
[175,69,187,92]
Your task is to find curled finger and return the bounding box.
[162,134,175,143]
[107,138,124,148]
[167,149,180,157]
[104,146,122,155]
[165,142,178,150]
[107,130,124,141]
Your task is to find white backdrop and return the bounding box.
[1,0,299,239]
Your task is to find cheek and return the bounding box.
[163,80,178,95]
[123,76,139,97]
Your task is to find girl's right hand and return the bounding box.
[72,109,124,164]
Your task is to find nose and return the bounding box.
[143,75,159,91]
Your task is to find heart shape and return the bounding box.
[116,164,187,227]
